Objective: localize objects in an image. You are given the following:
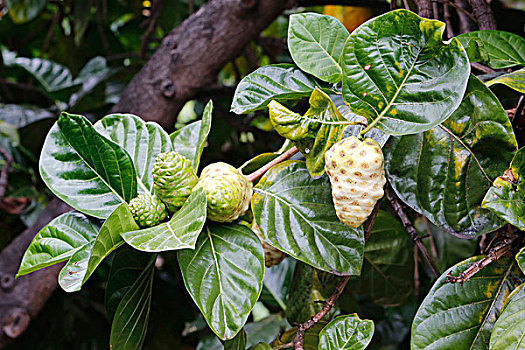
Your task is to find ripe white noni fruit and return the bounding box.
[325,136,386,228]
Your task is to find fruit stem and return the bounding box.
[246,146,299,183]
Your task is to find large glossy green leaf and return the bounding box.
[458,31,525,69]
[6,0,47,24]
[288,13,350,83]
[486,69,525,94]
[170,100,212,172]
[121,188,207,252]
[95,114,172,193]
[318,314,374,350]
[268,88,349,177]
[252,160,364,275]
[385,76,517,238]
[109,257,155,350]
[40,113,138,218]
[260,258,296,310]
[58,204,138,292]
[349,211,413,306]
[231,64,331,114]
[342,9,470,136]
[490,283,525,350]
[105,247,155,320]
[482,147,525,230]
[17,211,100,276]
[411,256,523,350]
[178,223,265,340]
[517,247,525,275]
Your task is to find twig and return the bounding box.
[432,0,477,22]
[246,147,299,183]
[40,11,60,57]
[512,95,525,125]
[414,246,420,297]
[423,216,440,263]
[443,3,455,38]
[364,201,381,242]
[414,0,434,18]
[0,146,12,198]
[140,0,164,58]
[385,185,441,278]
[445,237,516,284]
[96,0,112,55]
[471,62,496,74]
[403,0,411,10]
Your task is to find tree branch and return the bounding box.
[246,147,299,183]
[467,0,496,30]
[0,199,71,347]
[112,0,293,130]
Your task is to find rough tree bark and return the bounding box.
[468,0,497,29]
[0,0,290,346]
[112,0,293,130]
[0,199,71,348]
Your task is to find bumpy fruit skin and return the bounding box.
[129,194,168,228]
[195,162,252,222]
[325,136,386,228]
[252,220,286,267]
[153,152,198,212]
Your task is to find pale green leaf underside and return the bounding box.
[486,69,525,94]
[95,114,172,193]
[178,224,265,340]
[58,204,138,292]
[121,188,207,252]
[17,211,99,276]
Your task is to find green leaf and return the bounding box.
[285,262,323,324]
[385,75,517,238]
[288,13,350,83]
[40,113,138,218]
[6,0,47,24]
[178,223,265,340]
[490,283,525,350]
[225,329,247,350]
[318,314,374,350]
[109,257,155,350]
[95,114,172,193]
[170,100,213,172]
[9,56,75,92]
[252,160,364,275]
[269,88,349,177]
[277,322,328,350]
[260,258,295,310]
[231,64,331,114]
[457,31,525,68]
[348,211,413,306]
[0,104,54,128]
[58,204,138,292]
[516,247,525,275]
[486,68,525,94]
[342,9,470,136]
[121,188,207,252]
[482,147,525,230]
[411,256,523,350]
[17,211,100,276]
[105,247,155,320]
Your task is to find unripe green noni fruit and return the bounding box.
[195,162,252,223]
[325,136,386,228]
[129,194,168,228]
[252,220,286,267]
[153,152,198,212]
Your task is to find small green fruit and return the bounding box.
[195,162,252,222]
[325,136,386,228]
[129,194,168,228]
[153,152,198,212]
